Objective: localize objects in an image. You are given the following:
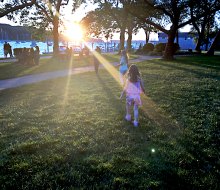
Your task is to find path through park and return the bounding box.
[0,55,158,90]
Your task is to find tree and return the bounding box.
[89,0,144,53]
[30,0,84,56]
[126,1,160,44]
[128,0,220,60]
[33,0,64,56]
[0,0,36,18]
[189,0,220,52]
[207,29,220,55]
[81,9,117,41]
[102,0,129,52]
[1,0,84,56]
[126,15,138,52]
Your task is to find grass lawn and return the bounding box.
[0,53,137,80]
[0,55,219,189]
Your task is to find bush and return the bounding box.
[142,43,154,53]
[155,43,166,52]
[154,43,179,54]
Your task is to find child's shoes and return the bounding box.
[125,114,131,121]
[125,115,139,127]
[133,120,138,127]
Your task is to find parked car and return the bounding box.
[59,45,67,54]
[70,46,82,54]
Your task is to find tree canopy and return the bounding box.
[1,0,220,58]
[0,0,36,18]
[127,0,220,59]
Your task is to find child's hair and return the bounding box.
[127,64,141,82]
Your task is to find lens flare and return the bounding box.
[65,23,83,41]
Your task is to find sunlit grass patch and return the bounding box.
[0,55,219,189]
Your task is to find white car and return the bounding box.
[70,46,82,54]
[59,46,67,54]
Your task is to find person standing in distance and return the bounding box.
[93,46,101,74]
[117,49,129,85]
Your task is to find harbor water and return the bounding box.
[0,41,117,58]
[0,41,53,58]
[0,40,144,58]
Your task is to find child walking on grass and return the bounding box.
[120,64,146,127]
[117,49,129,85]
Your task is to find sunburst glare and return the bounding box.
[84,43,122,86]
[61,54,75,111]
[64,22,83,41]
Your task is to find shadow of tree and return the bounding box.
[150,58,220,81]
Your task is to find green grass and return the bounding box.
[0,55,219,189]
[0,53,137,80]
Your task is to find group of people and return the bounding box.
[3,42,13,58]
[17,46,40,65]
[93,47,146,127]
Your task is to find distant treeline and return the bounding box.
[0,24,31,41]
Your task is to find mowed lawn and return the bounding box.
[0,55,219,189]
[0,53,137,80]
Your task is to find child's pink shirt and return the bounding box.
[125,80,143,106]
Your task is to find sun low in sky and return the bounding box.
[64,22,84,41]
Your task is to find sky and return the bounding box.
[0,1,190,41]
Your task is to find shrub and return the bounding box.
[155,43,166,52]
[142,43,154,53]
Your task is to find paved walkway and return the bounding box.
[0,55,159,90]
[0,55,53,63]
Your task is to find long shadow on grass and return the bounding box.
[150,59,220,81]
[96,74,122,115]
[177,55,220,70]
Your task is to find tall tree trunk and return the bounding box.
[195,33,203,52]
[163,28,176,60]
[176,30,179,44]
[205,22,211,51]
[53,0,62,57]
[118,9,128,54]
[207,29,220,55]
[145,30,149,44]
[119,28,125,52]
[53,16,59,56]
[127,28,132,52]
[195,17,207,53]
